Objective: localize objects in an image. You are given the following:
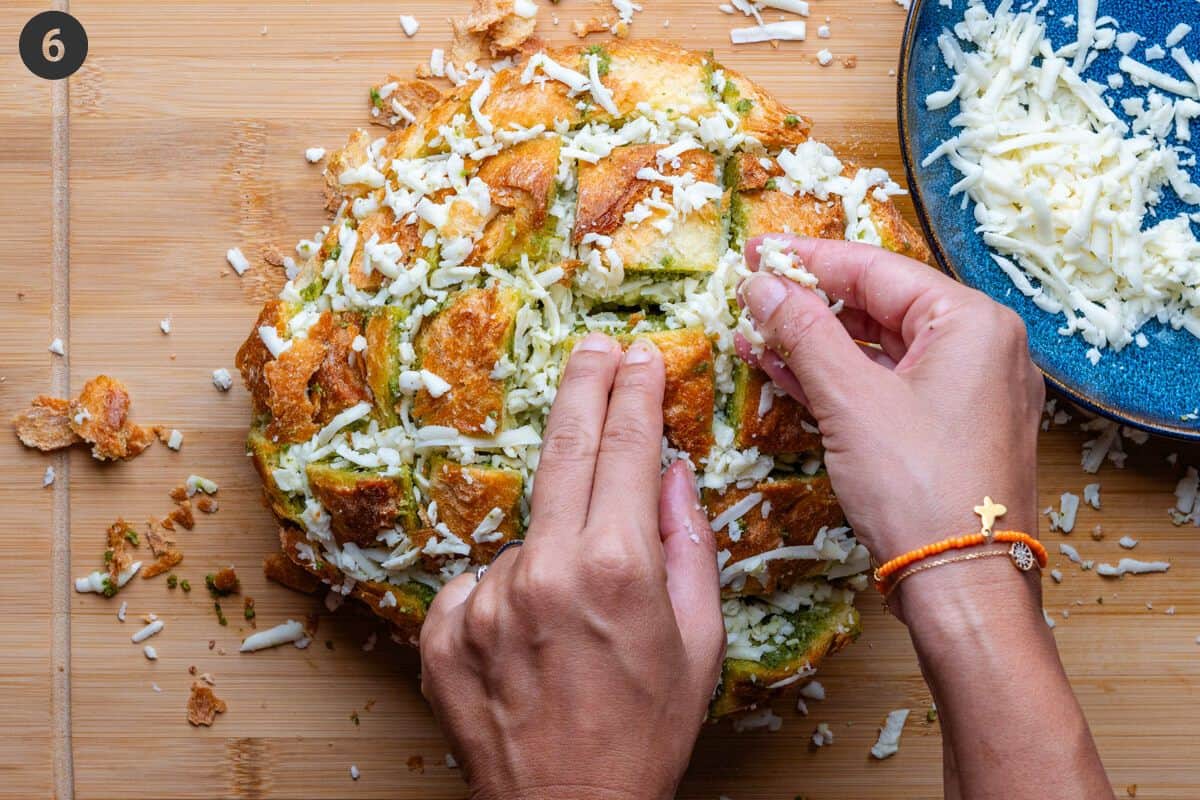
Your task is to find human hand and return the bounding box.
[418,333,725,800]
[737,236,1112,800]
[736,235,1044,578]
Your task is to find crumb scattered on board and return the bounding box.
[454,0,541,60]
[207,567,240,596]
[186,682,227,726]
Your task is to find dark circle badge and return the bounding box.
[20,11,88,80]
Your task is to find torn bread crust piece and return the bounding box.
[572,17,614,38]
[69,375,156,461]
[186,683,227,727]
[145,522,175,557]
[463,0,540,58]
[12,396,81,451]
[12,376,159,461]
[240,39,929,718]
[163,500,195,531]
[141,549,183,579]
[368,76,444,130]
[105,519,137,588]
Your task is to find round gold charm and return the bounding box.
[1009,541,1037,572]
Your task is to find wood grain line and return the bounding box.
[50,0,74,796]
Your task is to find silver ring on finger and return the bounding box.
[474,538,525,582]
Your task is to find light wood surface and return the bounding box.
[2,1,1199,797]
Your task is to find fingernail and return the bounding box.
[624,337,657,364]
[668,459,698,494]
[742,273,788,321]
[574,331,614,353]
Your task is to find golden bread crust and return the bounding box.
[309,313,372,426]
[237,300,290,417]
[349,205,425,291]
[363,307,407,427]
[69,375,155,461]
[576,145,715,241]
[633,329,716,460]
[730,363,822,454]
[413,285,521,433]
[428,458,525,562]
[471,137,562,265]
[369,76,444,130]
[12,395,81,451]
[263,335,326,444]
[704,475,844,596]
[739,190,845,243]
[306,462,416,548]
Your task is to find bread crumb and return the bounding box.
[69,376,155,461]
[12,396,80,451]
[572,16,612,37]
[164,501,195,531]
[141,549,184,579]
[456,0,539,60]
[186,682,227,726]
[208,567,240,595]
[145,522,174,557]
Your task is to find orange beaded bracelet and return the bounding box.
[871,531,1047,592]
[871,497,1048,593]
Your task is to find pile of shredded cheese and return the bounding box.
[923,0,1200,361]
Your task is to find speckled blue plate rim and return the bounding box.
[895,0,1200,442]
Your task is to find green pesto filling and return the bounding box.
[403,580,437,610]
[582,44,611,76]
[745,603,837,671]
[727,190,749,248]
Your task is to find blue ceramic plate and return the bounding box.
[897,0,1200,440]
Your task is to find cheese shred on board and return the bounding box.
[923,0,1200,355]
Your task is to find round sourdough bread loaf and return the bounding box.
[238,40,931,717]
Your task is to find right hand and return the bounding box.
[736,235,1045,579]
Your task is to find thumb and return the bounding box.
[658,461,725,678]
[739,271,890,418]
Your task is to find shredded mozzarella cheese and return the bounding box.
[924,1,1200,355]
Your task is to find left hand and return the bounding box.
[418,332,725,800]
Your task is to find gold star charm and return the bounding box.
[974,496,1007,538]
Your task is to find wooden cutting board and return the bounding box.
[2,0,1199,797]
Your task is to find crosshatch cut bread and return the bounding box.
[238,40,932,718]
